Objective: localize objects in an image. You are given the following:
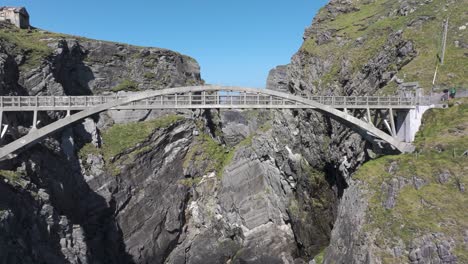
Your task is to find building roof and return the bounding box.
[0,6,29,17]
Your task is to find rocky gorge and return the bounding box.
[0,0,467,263]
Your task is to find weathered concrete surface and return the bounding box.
[0,86,417,160]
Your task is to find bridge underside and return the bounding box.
[0,86,426,159]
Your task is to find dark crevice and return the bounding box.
[22,135,135,264]
[161,189,191,263]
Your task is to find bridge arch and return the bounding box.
[0,85,414,159]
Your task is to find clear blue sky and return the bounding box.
[3,0,328,88]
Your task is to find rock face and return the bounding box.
[1,0,466,263]
[0,21,202,97]
[265,0,468,263]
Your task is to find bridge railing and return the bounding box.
[0,92,435,111]
[307,96,415,106]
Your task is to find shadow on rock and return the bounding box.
[51,40,94,96]
[23,139,134,263]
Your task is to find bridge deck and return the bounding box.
[0,93,427,111]
[0,86,445,159]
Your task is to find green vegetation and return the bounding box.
[0,25,62,70]
[302,0,467,92]
[354,99,468,262]
[183,133,234,178]
[143,72,156,79]
[178,177,203,187]
[313,249,326,264]
[79,115,184,175]
[415,98,468,149]
[111,79,140,92]
[0,170,21,183]
[101,115,182,159]
[182,114,273,180]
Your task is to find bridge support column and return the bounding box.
[366,108,372,125]
[396,110,411,142]
[396,106,432,143]
[32,110,38,130]
[66,110,71,116]
[0,111,7,140]
[389,108,397,137]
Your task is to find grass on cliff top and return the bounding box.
[354,99,468,262]
[79,115,184,175]
[302,0,467,92]
[0,25,54,70]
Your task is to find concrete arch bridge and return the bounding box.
[0,86,438,160]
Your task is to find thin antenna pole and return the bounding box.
[441,18,449,65]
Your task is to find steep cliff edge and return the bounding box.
[323,99,467,263]
[265,0,468,263]
[268,0,466,95]
[0,19,339,263]
[0,21,202,97]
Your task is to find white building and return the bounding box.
[0,7,30,29]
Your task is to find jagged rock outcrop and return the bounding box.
[0,21,202,97]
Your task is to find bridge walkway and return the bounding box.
[0,86,443,159]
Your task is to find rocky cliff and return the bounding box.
[323,99,467,264]
[266,0,467,263]
[0,19,341,263]
[268,0,466,95]
[0,0,467,263]
[0,21,202,97]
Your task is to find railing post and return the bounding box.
[230,92,233,106]
[32,110,38,129]
[189,92,192,106]
[269,96,272,106]
[202,91,206,105]
[257,93,260,105]
[175,93,178,106]
[244,92,247,105]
